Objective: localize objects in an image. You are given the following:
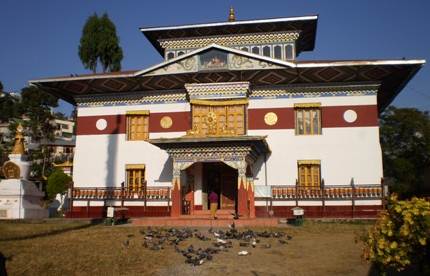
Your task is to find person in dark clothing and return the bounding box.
[208,191,218,219]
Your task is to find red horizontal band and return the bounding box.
[76,105,378,135]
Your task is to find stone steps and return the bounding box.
[130,217,279,227]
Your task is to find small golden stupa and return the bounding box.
[11,123,25,155]
[228,6,236,22]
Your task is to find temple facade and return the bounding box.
[31,12,425,218]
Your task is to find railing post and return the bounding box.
[351,177,355,218]
[167,187,171,213]
[121,182,124,207]
[144,182,147,211]
[295,179,298,207]
[69,181,74,218]
[269,186,273,217]
[322,178,325,217]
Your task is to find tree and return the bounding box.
[20,86,58,142]
[78,13,123,73]
[380,106,430,197]
[19,86,58,180]
[78,13,99,73]
[0,92,19,122]
[0,81,3,91]
[98,13,123,72]
[46,169,72,200]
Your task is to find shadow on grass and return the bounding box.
[0,252,7,276]
[0,219,104,242]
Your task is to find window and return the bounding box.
[126,164,146,192]
[263,45,271,57]
[298,161,321,188]
[285,44,294,60]
[177,51,185,56]
[251,46,260,55]
[189,99,247,136]
[240,47,249,52]
[274,45,282,59]
[167,52,175,60]
[126,111,149,140]
[294,103,321,135]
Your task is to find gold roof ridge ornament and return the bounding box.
[228,6,236,22]
[11,123,25,155]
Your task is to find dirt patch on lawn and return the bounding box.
[0,220,371,275]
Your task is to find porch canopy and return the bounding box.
[150,135,270,172]
[150,135,270,217]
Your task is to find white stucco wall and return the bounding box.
[77,102,190,116]
[249,127,383,187]
[73,134,173,188]
[73,94,382,193]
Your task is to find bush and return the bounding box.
[46,170,72,200]
[363,195,430,273]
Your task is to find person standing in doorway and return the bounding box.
[209,190,218,219]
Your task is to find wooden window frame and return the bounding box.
[126,110,150,141]
[189,99,247,136]
[297,160,321,189]
[126,164,146,192]
[294,103,322,135]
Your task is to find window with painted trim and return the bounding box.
[240,46,249,52]
[126,164,146,192]
[251,46,260,55]
[285,44,294,60]
[263,45,271,57]
[126,111,149,140]
[274,45,282,59]
[298,161,321,188]
[294,103,321,135]
[167,52,175,60]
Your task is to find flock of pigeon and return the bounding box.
[124,223,292,266]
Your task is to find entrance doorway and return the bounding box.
[203,162,238,211]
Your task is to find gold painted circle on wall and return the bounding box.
[264,112,278,126]
[160,116,173,129]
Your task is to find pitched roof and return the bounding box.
[140,15,318,56]
[29,44,425,112]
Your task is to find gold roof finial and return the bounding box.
[11,123,25,155]
[228,6,236,22]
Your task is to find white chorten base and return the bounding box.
[0,179,48,219]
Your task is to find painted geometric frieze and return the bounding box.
[251,84,379,100]
[185,81,250,100]
[159,31,300,50]
[166,145,251,163]
[75,90,187,107]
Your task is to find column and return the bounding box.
[237,161,248,217]
[171,164,181,217]
[170,161,194,217]
[248,178,255,218]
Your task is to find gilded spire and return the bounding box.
[228,6,236,22]
[11,123,25,155]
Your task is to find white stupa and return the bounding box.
[0,124,48,219]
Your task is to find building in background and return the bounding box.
[30,11,425,219]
